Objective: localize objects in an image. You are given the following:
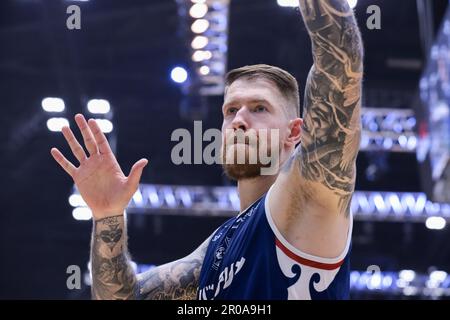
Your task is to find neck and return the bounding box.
[237,175,277,212]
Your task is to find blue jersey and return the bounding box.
[197,187,353,300]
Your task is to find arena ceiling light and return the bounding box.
[192,50,212,62]
[87,99,110,114]
[190,3,208,19]
[70,183,450,222]
[399,270,416,282]
[46,117,69,132]
[191,19,209,33]
[72,207,92,221]
[184,0,230,96]
[69,194,86,207]
[199,65,210,75]
[171,66,188,84]
[425,216,446,230]
[94,119,114,133]
[42,97,65,113]
[191,35,209,49]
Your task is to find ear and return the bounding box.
[286,118,303,147]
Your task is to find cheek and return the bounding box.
[266,126,288,149]
[222,118,233,130]
[280,129,290,147]
[254,112,282,127]
[221,123,232,139]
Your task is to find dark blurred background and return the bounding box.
[0,0,450,299]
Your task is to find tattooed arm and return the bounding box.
[91,214,210,300]
[268,0,363,258]
[296,0,363,215]
[91,215,135,299]
[136,236,210,300]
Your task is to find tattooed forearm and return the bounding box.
[90,215,210,300]
[297,0,364,214]
[137,255,204,300]
[91,214,137,300]
[136,235,210,300]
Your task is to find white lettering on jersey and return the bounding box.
[198,257,246,300]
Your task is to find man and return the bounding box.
[51,0,363,299]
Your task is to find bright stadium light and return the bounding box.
[42,97,65,113]
[179,0,230,96]
[199,65,210,75]
[277,0,298,7]
[87,99,111,114]
[192,50,212,62]
[94,119,114,133]
[72,207,92,221]
[430,270,447,282]
[425,216,446,230]
[190,3,208,19]
[68,194,87,207]
[47,117,69,132]
[399,270,416,282]
[191,19,209,33]
[191,35,209,49]
[171,67,188,83]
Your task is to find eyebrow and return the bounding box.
[222,98,273,110]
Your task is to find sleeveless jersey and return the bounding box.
[197,187,353,300]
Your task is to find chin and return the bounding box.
[220,143,280,180]
[222,163,263,181]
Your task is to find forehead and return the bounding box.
[223,78,285,105]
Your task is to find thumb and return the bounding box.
[126,158,148,188]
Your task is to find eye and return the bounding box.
[254,105,267,112]
[227,107,238,115]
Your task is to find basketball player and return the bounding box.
[51,0,363,299]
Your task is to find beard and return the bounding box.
[221,145,265,180]
[221,133,280,180]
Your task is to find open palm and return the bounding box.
[51,114,148,219]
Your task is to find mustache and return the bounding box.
[224,131,259,146]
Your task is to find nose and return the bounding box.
[231,107,249,131]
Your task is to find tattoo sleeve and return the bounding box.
[91,215,137,300]
[90,214,210,300]
[136,237,209,300]
[297,0,364,215]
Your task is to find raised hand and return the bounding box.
[50,114,148,220]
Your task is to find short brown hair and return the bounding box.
[225,64,300,118]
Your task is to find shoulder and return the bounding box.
[266,153,352,259]
[276,147,353,216]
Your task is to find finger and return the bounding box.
[61,126,87,164]
[50,148,77,177]
[126,159,148,189]
[87,118,112,155]
[75,114,98,156]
